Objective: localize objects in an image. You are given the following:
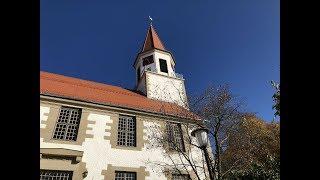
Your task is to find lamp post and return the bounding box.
[191,127,215,180]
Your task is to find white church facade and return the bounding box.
[40,24,210,180]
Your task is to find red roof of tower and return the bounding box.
[140,25,166,53]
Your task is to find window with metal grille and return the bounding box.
[115,171,137,180]
[166,122,185,152]
[117,115,136,147]
[52,106,82,141]
[40,169,73,180]
[172,174,191,180]
[159,59,168,73]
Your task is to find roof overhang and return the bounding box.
[40,93,201,123]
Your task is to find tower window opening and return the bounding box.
[159,59,168,73]
[137,67,140,82]
[142,55,154,66]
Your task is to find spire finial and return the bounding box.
[148,16,153,26]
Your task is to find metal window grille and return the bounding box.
[172,174,191,180]
[53,106,82,141]
[40,170,73,180]
[166,123,185,151]
[117,115,136,147]
[115,171,137,180]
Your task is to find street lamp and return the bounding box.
[191,127,215,180]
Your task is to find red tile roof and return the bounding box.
[40,71,199,120]
[141,25,166,53]
[133,25,175,67]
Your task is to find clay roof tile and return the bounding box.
[40,71,199,121]
[141,25,166,53]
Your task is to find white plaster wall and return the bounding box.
[40,106,50,129]
[40,111,168,180]
[136,74,147,95]
[40,106,206,180]
[143,121,207,180]
[146,73,187,107]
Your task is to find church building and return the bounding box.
[40,24,210,180]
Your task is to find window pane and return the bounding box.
[167,123,185,151]
[53,107,82,141]
[117,115,136,147]
[40,170,73,180]
[115,171,137,180]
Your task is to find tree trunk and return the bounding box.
[214,133,221,180]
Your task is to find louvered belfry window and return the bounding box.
[117,115,136,147]
[166,122,185,152]
[52,106,82,141]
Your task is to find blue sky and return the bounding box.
[41,0,279,121]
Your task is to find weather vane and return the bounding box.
[149,16,153,25]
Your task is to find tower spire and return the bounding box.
[134,23,187,107]
[140,23,166,53]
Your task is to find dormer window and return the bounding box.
[159,59,168,73]
[142,55,154,66]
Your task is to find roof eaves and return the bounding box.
[40,92,199,121]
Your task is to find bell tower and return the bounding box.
[133,24,188,108]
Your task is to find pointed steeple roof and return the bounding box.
[134,24,175,67]
[140,25,166,53]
